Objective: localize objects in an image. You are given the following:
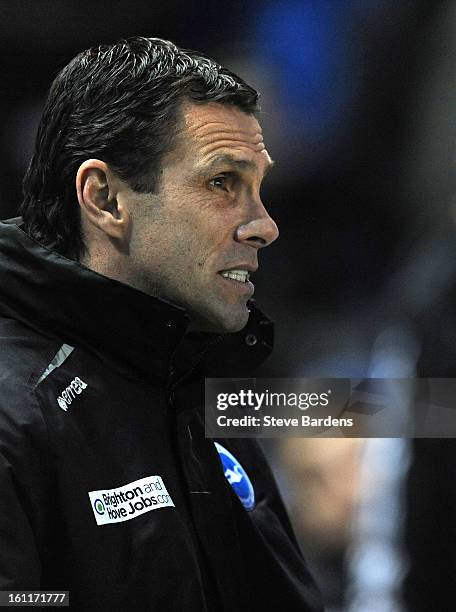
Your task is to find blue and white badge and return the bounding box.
[214,442,255,511]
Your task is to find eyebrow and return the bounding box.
[200,154,275,178]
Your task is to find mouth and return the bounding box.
[219,269,250,283]
[217,268,255,297]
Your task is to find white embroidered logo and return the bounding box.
[57,377,88,411]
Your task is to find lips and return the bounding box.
[217,266,256,298]
[219,269,250,283]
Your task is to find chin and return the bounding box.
[219,319,247,334]
[192,307,249,334]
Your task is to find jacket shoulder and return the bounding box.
[0,314,63,419]
[0,314,62,387]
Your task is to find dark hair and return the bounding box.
[21,37,259,260]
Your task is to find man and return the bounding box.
[0,37,322,610]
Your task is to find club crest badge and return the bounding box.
[214,442,255,511]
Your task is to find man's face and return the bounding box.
[125,101,279,333]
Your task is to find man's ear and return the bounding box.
[76,159,130,241]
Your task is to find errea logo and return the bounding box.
[57,377,88,411]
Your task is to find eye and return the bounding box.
[209,175,230,191]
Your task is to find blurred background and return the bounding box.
[1,0,456,609]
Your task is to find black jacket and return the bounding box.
[0,220,323,611]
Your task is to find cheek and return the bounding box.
[164,193,235,269]
[178,220,225,265]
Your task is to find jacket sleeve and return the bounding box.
[0,385,49,588]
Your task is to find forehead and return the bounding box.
[178,101,272,171]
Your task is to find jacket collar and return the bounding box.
[0,221,273,382]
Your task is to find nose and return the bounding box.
[235,204,279,249]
